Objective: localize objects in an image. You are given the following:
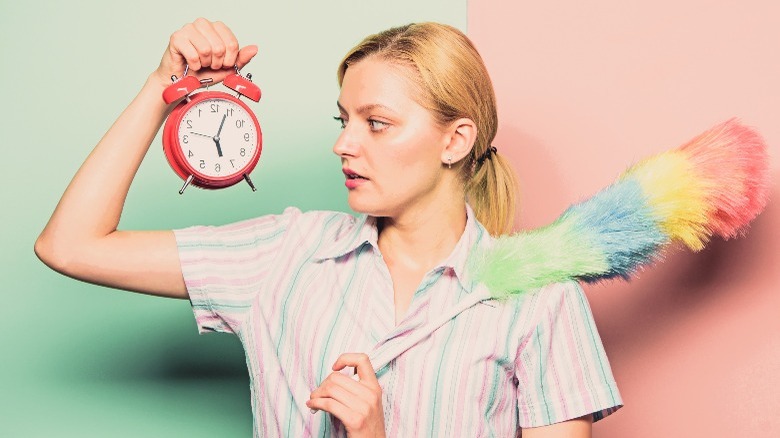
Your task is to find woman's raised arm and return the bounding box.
[34,19,258,299]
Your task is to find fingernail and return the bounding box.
[310,408,317,414]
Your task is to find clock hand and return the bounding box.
[216,114,227,137]
[213,114,227,158]
[213,137,224,157]
[189,131,212,138]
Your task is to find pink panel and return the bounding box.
[468,1,780,436]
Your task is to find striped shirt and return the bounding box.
[174,206,622,437]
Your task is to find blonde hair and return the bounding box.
[337,23,518,235]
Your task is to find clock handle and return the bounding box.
[163,76,201,104]
[163,64,215,104]
[224,70,261,102]
[243,174,257,192]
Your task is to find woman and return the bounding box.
[36,18,621,437]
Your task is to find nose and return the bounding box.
[332,126,360,158]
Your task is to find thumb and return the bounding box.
[236,45,259,70]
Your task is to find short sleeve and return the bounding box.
[514,281,622,428]
[173,207,301,335]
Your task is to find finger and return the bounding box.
[311,372,374,403]
[192,18,226,70]
[309,375,360,408]
[308,377,349,414]
[236,45,259,70]
[180,22,212,71]
[332,353,380,388]
[329,372,382,410]
[306,397,358,426]
[212,21,240,68]
[168,31,201,72]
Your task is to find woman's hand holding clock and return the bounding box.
[152,18,258,91]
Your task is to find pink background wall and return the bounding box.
[468,1,779,436]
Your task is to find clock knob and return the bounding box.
[223,73,262,102]
[162,76,202,104]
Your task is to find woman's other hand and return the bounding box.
[308,353,387,438]
[152,18,258,88]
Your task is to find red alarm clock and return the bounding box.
[162,65,262,194]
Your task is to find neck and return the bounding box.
[377,195,468,273]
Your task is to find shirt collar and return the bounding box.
[312,213,379,261]
[313,205,489,292]
[435,204,487,292]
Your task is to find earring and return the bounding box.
[447,156,452,169]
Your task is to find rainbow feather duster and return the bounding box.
[469,118,771,299]
[368,118,770,372]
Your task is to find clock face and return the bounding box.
[177,97,259,178]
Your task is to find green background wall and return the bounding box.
[0,1,466,436]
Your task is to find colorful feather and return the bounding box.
[469,118,770,299]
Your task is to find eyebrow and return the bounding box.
[336,101,397,116]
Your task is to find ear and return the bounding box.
[440,118,477,167]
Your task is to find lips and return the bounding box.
[342,168,368,180]
[343,167,368,189]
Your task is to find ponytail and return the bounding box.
[466,150,518,236]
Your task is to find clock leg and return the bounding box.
[243,174,257,192]
[179,174,194,195]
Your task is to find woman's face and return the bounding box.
[333,57,450,218]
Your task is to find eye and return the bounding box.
[333,116,346,129]
[368,119,389,132]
